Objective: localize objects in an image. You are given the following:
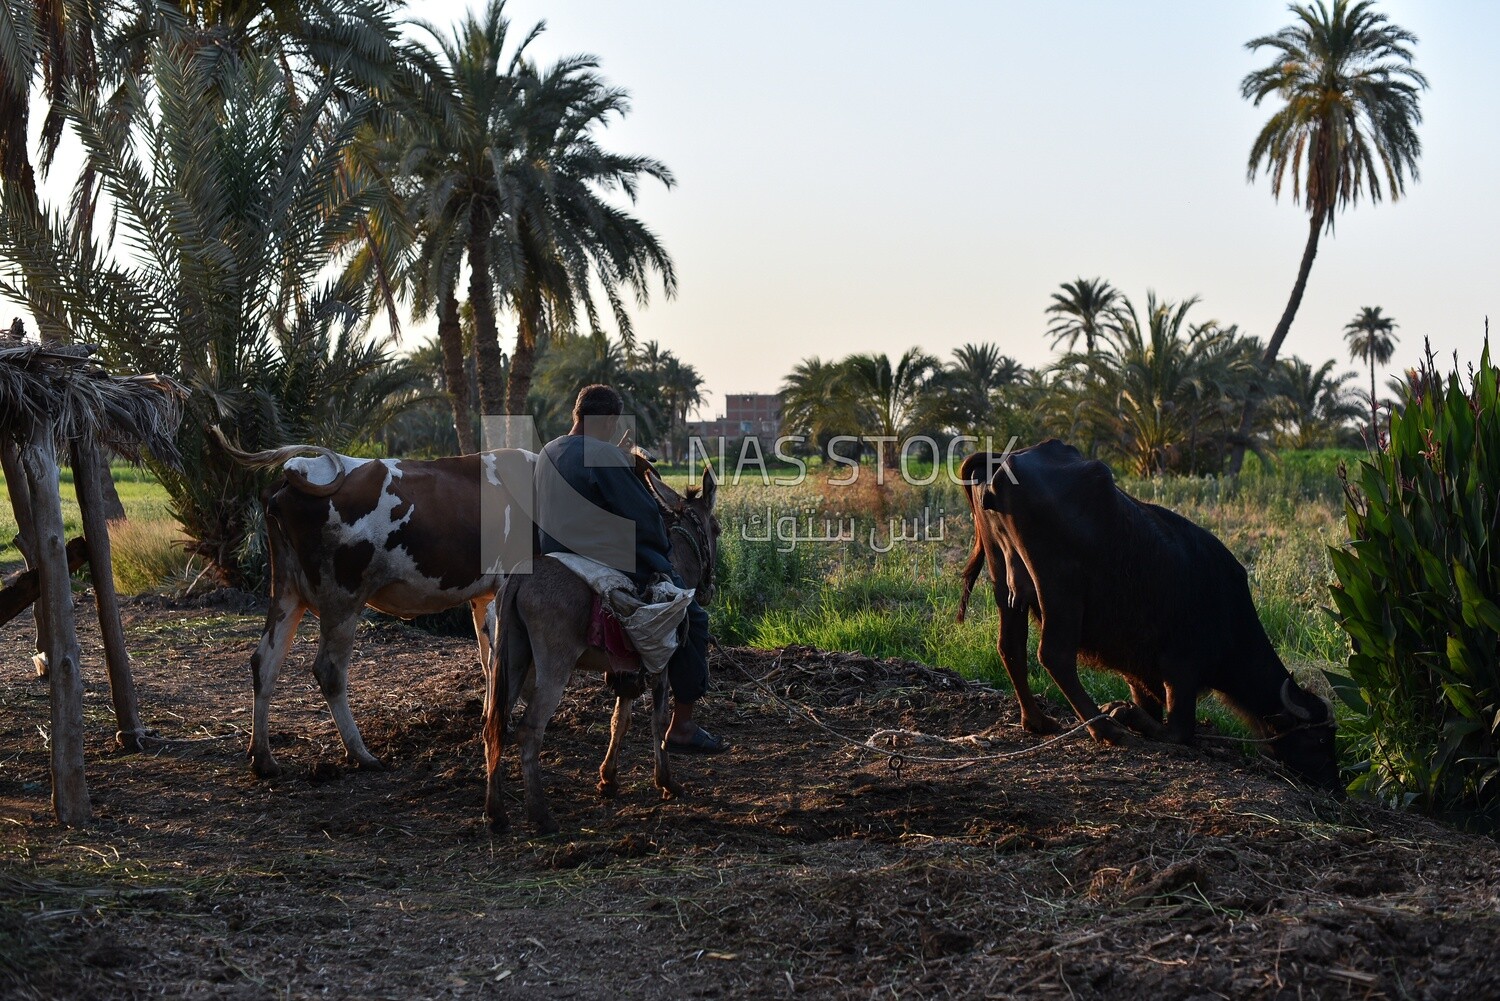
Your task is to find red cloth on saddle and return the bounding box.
[589,595,641,673]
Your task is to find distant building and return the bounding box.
[687,392,783,441]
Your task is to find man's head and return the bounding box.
[571,384,624,440]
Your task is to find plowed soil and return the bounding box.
[3,598,1498,999]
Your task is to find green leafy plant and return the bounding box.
[1328,340,1500,828]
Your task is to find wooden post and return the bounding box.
[20,428,91,825]
[71,442,145,751]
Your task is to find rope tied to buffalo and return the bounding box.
[711,639,1110,768]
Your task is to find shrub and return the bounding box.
[109,517,204,596]
[1328,342,1500,827]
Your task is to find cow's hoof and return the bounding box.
[1086,717,1134,746]
[531,813,560,836]
[597,779,618,799]
[659,781,685,801]
[349,755,389,772]
[485,811,509,836]
[1021,713,1062,735]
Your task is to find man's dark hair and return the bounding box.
[573,384,624,421]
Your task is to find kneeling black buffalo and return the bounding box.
[958,439,1339,790]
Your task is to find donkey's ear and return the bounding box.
[646,468,685,512]
[699,462,718,508]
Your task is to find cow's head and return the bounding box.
[646,463,720,605]
[1264,679,1341,792]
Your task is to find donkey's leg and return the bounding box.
[598,695,632,798]
[247,589,306,778]
[650,676,683,800]
[311,613,385,770]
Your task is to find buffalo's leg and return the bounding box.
[996,599,1058,734]
[1162,681,1200,744]
[247,589,306,778]
[1129,680,1167,724]
[311,614,385,770]
[597,696,632,798]
[650,675,682,800]
[1035,603,1131,745]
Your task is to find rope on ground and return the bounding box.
[711,639,1108,769]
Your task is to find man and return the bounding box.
[534,384,727,754]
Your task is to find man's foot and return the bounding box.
[665,726,730,755]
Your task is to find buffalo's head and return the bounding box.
[1265,679,1341,792]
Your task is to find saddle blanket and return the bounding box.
[546,552,695,675]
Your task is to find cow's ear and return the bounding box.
[699,462,718,508]
[647,468,685,513]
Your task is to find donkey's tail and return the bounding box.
[209,425,348,497]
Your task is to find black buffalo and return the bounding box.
[957,439,1339,790]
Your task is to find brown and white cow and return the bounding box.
[215,429,535,777]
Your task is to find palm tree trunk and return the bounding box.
[1369,356,1378,447]
[466,208,506,419]
[1227,211,1325,475]
[504,281,543,417]
[436,281,475,454]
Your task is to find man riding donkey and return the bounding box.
[533,383,728,756]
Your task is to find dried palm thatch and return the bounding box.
[0,334,184,465]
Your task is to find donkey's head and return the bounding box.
[646,463,720,604]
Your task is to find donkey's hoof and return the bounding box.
[349,754,389,772]
[249,751,283,779]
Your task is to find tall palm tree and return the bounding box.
[779,356,856,461]
[1046,277,1120,355]
[1228,0,1426,473]
[405,2,537,418]
[495,46,677,415]
[1344,305,1399,444]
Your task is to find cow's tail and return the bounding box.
[209,425,347,497]
[956,452,988,624]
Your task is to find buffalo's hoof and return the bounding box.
[1086,717,1134,746]
[1021,713,1063,735]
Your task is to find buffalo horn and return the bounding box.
[1281,678,1314,722]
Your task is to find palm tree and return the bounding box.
[1273,356,1362,449]
[494,45,677,415]
[842,349,949,467]
[0,32,421,584]
[949,342,1022,429]
[1228,0,1426,473]
[1046,278,1120,355]
[1063,294,1257,476]
[1344,305,1399,444]
[779,356,856,461]
[404,2,537,418]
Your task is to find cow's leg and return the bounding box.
[997,599,1058,734]
[1035,603,1131,745]
[470,595,493,714]
[483,667,510,834]
[247,589,306,778]
[649,674,682,800]
[597,695,632,798]
[311,614,385,771]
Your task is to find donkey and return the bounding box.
[483,463,719,835]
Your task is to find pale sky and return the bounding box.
[420,0,1498,418]
[25,1,1500,421]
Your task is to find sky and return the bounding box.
[413,0,1498,418]
[23,1,1499,420]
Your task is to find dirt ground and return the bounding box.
[2,597,1498,1000]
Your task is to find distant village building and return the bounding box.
[686,392,783,442]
